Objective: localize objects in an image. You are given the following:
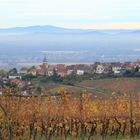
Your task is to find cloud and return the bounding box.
[76,23,140,29]
[60,23,140,29]
[101,23,140,29]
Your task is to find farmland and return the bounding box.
[41,78,140,97]
[0,77,140,140]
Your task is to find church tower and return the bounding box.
[43,56,49,68]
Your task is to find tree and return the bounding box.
[22,74,36,81]
[51,68,63,82]
[9,68,17,74]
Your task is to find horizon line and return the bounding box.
[0,24,140,30]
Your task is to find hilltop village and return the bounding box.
[1,57,140,96]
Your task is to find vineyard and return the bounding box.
[0,86,140,140]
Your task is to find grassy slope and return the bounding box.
[38,78,140,98]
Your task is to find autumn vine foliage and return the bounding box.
[0,89,140,140]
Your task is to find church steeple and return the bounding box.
[43,56,49,68]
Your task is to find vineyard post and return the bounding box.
[79,92,85,140]
[129,92,134,138]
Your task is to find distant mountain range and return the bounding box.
[0,25,140,35]
[0,25,140,69]
[0,25,93,34]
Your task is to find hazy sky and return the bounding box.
[0,0,140,29]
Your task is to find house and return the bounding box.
[2,77,8,84]
[95,64,105,74]
[112,67,122,74]
[28,58,68,77]
[77,70,84,75]
[28,67,37,76]
[122,62,134,71]
[48,70,54,76]
[48,65,56,76]
[28,56,51,76]
[66,65,76,75]
[67,70,74,75]
[56,64,67,77]
[67,64,92,75]
[56,64,66,70]
[10,79,26,88]
[19,67,28,74]
[111,62,122,74]
[8,74,22,79]
[57,71,67,77]
[133,60,140,72]
[9,68,18,75]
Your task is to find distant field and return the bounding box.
[79,77,140,93]
[42,78,140,97]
